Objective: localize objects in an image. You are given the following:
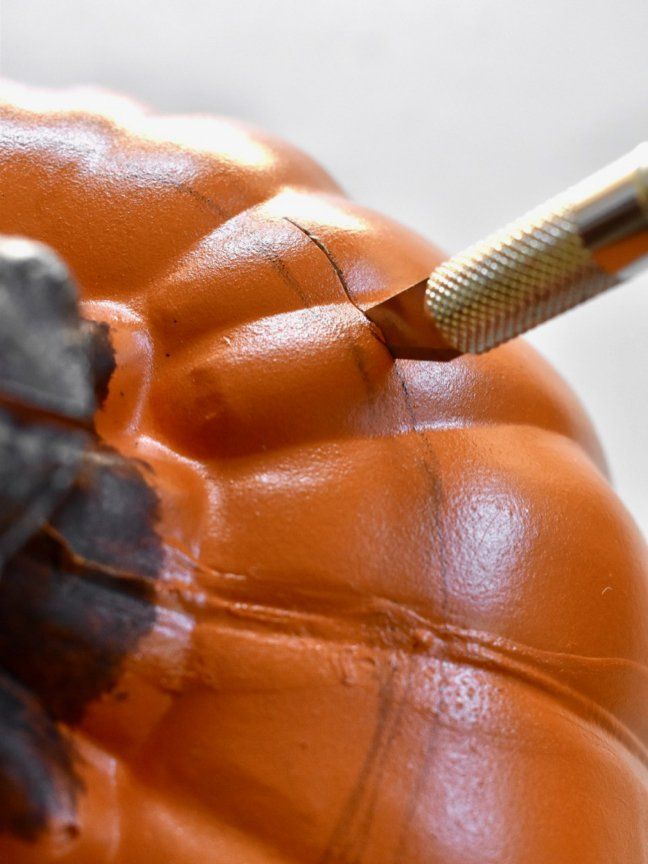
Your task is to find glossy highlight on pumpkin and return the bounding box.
[1,81,647,863]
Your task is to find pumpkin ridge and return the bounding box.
[2,84,648,864]
[148,543,648,766]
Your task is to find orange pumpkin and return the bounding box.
[1,82,647,864]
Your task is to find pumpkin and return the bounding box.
[0,82,647,864]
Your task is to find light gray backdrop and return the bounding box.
[2,0,647,535]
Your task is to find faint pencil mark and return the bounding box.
[319,664,399,864]
[392,661,447,862]
[339,657,418,864]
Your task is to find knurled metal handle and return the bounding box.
[425,144,648,354]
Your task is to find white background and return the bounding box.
[2,0,647,536]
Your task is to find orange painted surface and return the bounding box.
[1,82,647,863]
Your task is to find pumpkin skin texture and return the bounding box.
[1,82,648,864]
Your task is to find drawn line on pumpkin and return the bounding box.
[171,537,648,852]
[318,664,402,864]
[283,217,359,312]
[324,657,419,864]
[154,550,648,772]
[279,216,382,401]
[264,248,312,308]
[280,217,417,364]
[392,371,451,619]
[112,165,227,221]
[392,658,447,862]
[387,379,455,853]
